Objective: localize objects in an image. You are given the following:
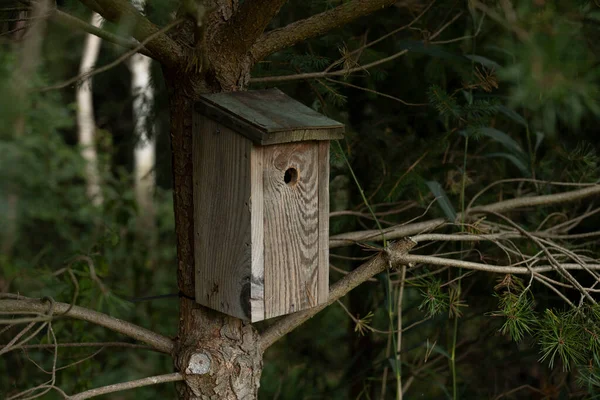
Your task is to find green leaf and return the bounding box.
[465,54,501,69]
[496,105,528,126]
[426,181,457,220]
[428,343,452,360]
[478,127,525,156]
[485,152,531,177]
[535,131,545,153]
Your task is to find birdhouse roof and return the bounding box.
[196,88,345,145]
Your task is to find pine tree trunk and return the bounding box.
[164,70,262,399]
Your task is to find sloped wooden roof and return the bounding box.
[195,88,345,145]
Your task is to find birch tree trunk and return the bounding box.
[76,12,104,206]
[129,0,156,233]
[130,52,156,230]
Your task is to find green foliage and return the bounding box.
[4,0,600,398]
[538,309,587,371]
[428,84,462,120]
[490,275,537,342]
[492,3,600,134]
[417,279,449,318]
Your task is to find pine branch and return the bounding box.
[78,0,183,67]
[0,296,174,354]
[250,0,399,62]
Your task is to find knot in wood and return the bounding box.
[185,352,211,375]
[383,237,417,268]
[174,325,263,399]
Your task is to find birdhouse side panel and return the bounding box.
[317,141,330,304]
[262,142,321,319]
[249,145,265,322]
[193,115,253,320]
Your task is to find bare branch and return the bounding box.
[38,18,184,92]
[49,10,153,58]
[330,185,600,248]
[259,237,417,352]
[0,341,156,351]
[251,49,408,83]
[326,77,426,106]
[399,254,600,275]
[68,372,183,400]
[0,297,173,354]
[468,185,600,215]
[250,0,399,61]
[78,0,183,66]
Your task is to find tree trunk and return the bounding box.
[77,13,104,207]
[129,52,156,232]
[164,69,262,399]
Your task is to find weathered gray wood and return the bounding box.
[194,114,253,320]
[249,146,265,322]
[317,141,330,304]
[263,142,321,319]
[194,90,341,321]
[196,89,345,145]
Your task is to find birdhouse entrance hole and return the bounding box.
[284,167,298,186]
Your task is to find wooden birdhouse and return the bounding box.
[193,88,344,322]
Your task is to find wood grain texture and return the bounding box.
[194,114,253,320]
[263,142,320,319]
[196,89,345,145]
[250,146,265,322]
[317,141,330,303]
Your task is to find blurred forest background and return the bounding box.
[2,0,600,399]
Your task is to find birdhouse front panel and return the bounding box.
[260,141,329,319]
[193,89,343,322]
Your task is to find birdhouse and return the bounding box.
[193,88,344,322]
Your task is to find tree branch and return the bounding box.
[38,18,184,92]
[78,0,183,67]
[250,49,408,83]
[68,372,183,400]
[250,0,399,61]
[0,297,173,354]
[0,341,156,351]
[329,185,600,248]
[50,9,153,58]
[259,237,417,352]
[399,254,600,275]
[221,0,288,56]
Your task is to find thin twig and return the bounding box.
[0,297,173,353]
[68,372,183,400]
[38,18,184,92]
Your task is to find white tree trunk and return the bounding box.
[129,52,156,229]
[76,13,103,206]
